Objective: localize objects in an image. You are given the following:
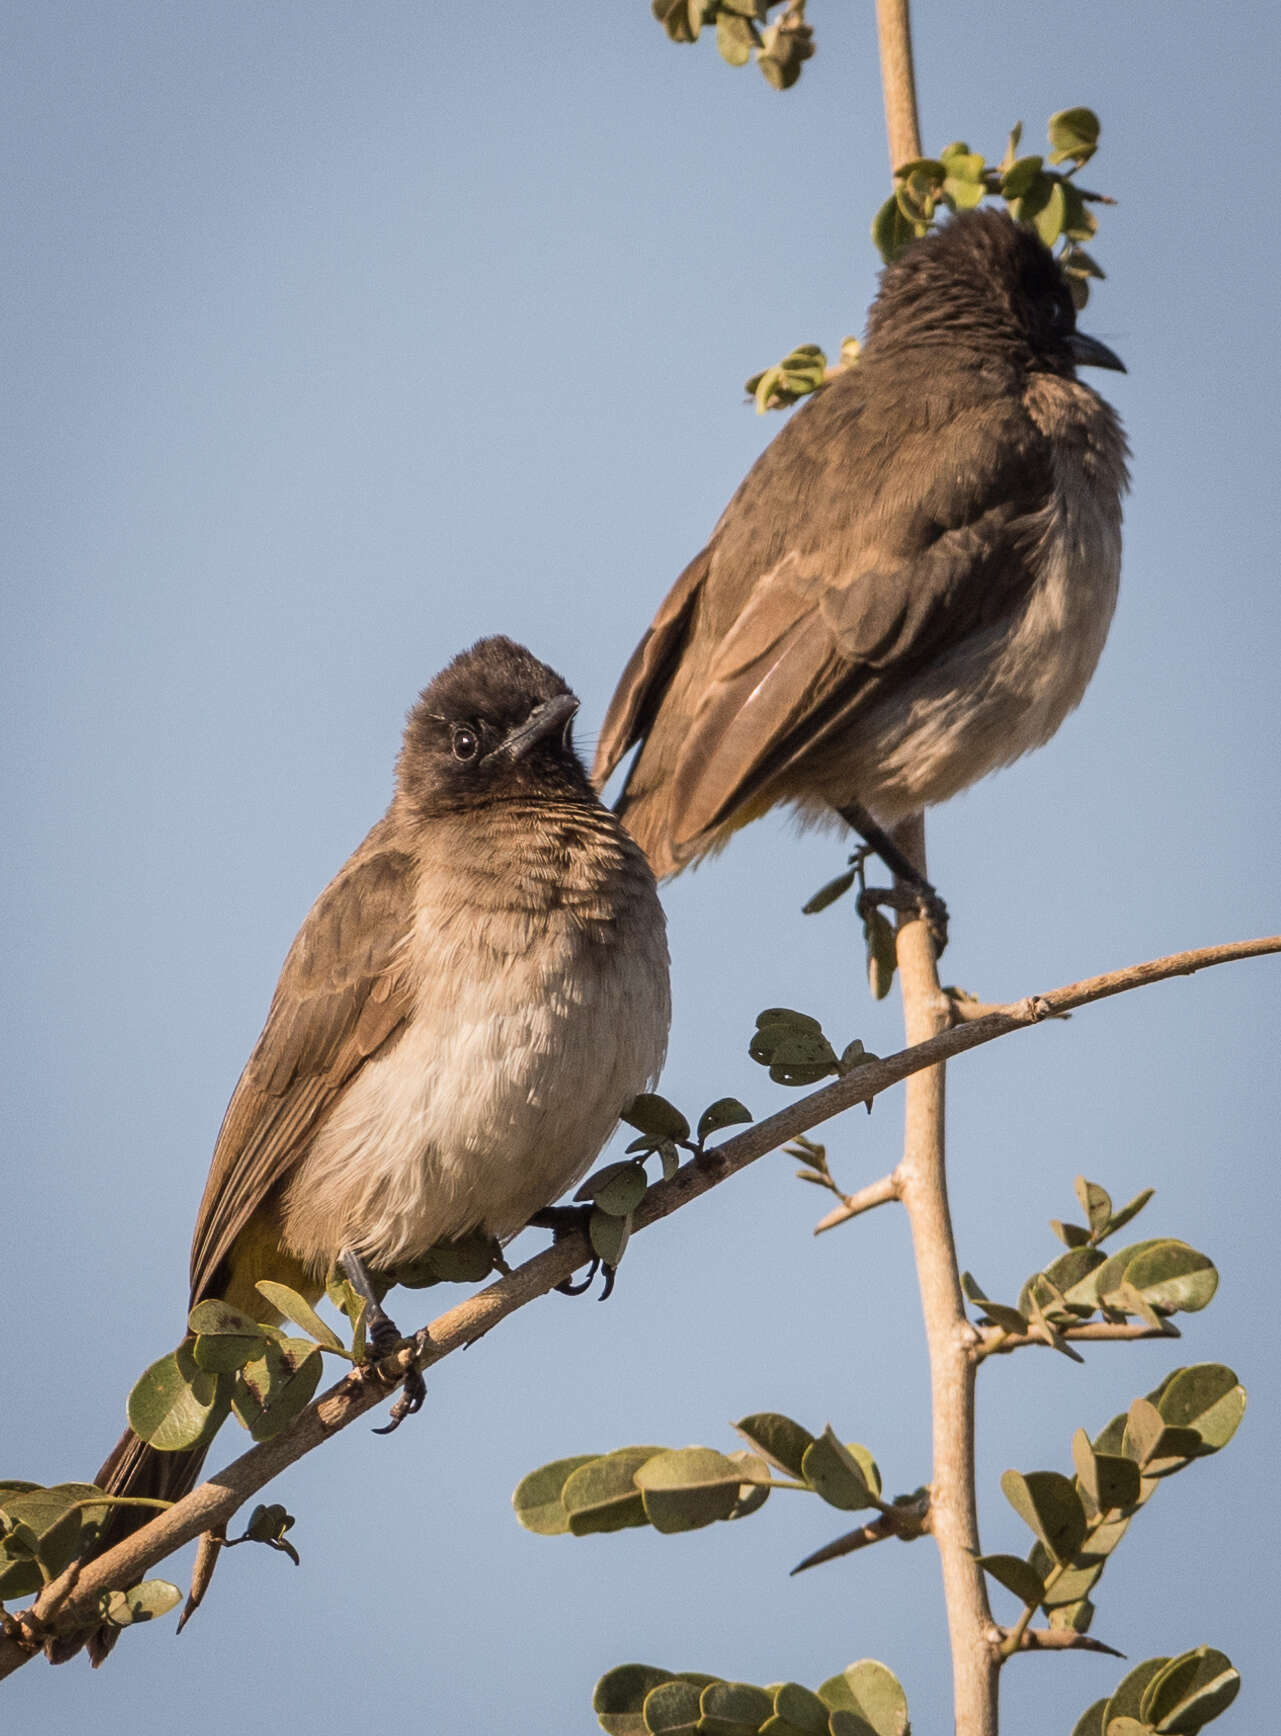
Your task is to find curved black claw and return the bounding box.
[556,1257,600,1297]
[373,1365,427,1435]
[530,1204,615,1299]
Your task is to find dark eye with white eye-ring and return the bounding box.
[450,725,480,762]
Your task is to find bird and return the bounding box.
[594,209,1129,928]
[79,636,670,1661]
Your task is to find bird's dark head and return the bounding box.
[866,208,1124,377]
[398,636,592,817]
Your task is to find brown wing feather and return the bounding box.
[592,546,710,789]
[188,827,416,1304]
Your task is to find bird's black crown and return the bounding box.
[398,635,590,813]
[866,208,1083,373]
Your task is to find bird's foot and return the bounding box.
[856,883,949,956]
[527,1206,617,1300]
[338,1247,427,1434]
[364,1311,427,1435]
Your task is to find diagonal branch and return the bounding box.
[2,933,1275,1678]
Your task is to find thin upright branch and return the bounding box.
[0,934,1275,1678]
[875,0,922,166]
[889,818,999,1736]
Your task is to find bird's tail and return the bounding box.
[48,1421,211,1666]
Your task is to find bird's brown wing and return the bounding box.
[608,369,1056,857]
[593,546,710,789]
[188,832,417,1305]
[666,492,1045,844]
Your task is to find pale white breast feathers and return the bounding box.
[284,852,669,1271]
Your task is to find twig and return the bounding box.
[813,1170,899,1232]
[1,933,1275,1677]
[1006,1628,1125,1659]
[975,1318,1180,1361]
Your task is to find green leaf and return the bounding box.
[1047,106,1100,166]
[1110,1242,1218,1315]
[801,1430,880,1511]
[0,1484,112,1597]
[1101,1188,1154,1239]
[715,12,755,67]
[871,192,919,263]
[622,1093,690,1142]
[512,1454,599,1536]
[696,1098,754,1143]
[562,1447,661,1537]
[734,1413,816,1480]
[998,122,1023,173]
[767,1683,830,1734]
[577,1161,648,1217]
[1031,180,1067,247]
[1077,1238,1174,1309]
[961,1272,1028,1335]
[803,867,857,914]
[643,1679,703,1735]
[651,0,701,46]
[725,1451,771,1519]
[1074,1177,1112,1235]
[817,1661,909,1736]
[634,1447,745,1533]
[254,1281,344,1352]
[976,1553,1045,1606]
[1152,1363,1245,1451]
[589,1207,632,1268]
[98,1578,182,1627]
[1051,1220,1093,1248]
[1000,1469,1087,1564]
[864,908,897,1001]
[128,1344,229,1452]
[1103,1658,1172,1730]
[594,1663,673,1736]
[1001,154,1044,198]
[1071,1429,1141,1513]
[699,1680,774,1736]
[1147,1648,1239,1732]
[189,1300,274,1372]
[1022,1246,1107,1320]
[1121,1399,1204,1474]
[230,1339,323,1443]
[748,1017,839,1086]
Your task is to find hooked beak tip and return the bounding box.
[1069,330,1126,374]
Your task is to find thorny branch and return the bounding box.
[0,933,1275,1679]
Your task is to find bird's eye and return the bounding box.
[451,725,480,761]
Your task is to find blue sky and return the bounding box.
[4,5,1278,1732]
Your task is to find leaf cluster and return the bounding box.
[0,1481,179,1633]
[966,1179,1217,1357]
[513,1413,904,1543]
[652,1,814,92]
[984,1363,1245,1637]
[874,111,1106,301]
[1073,1647,1240,1736]
[593,1656,908,1736]
[748,1008,878,1091]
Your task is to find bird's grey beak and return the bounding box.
[490,692,580,762]
[1069,330,1126,373]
